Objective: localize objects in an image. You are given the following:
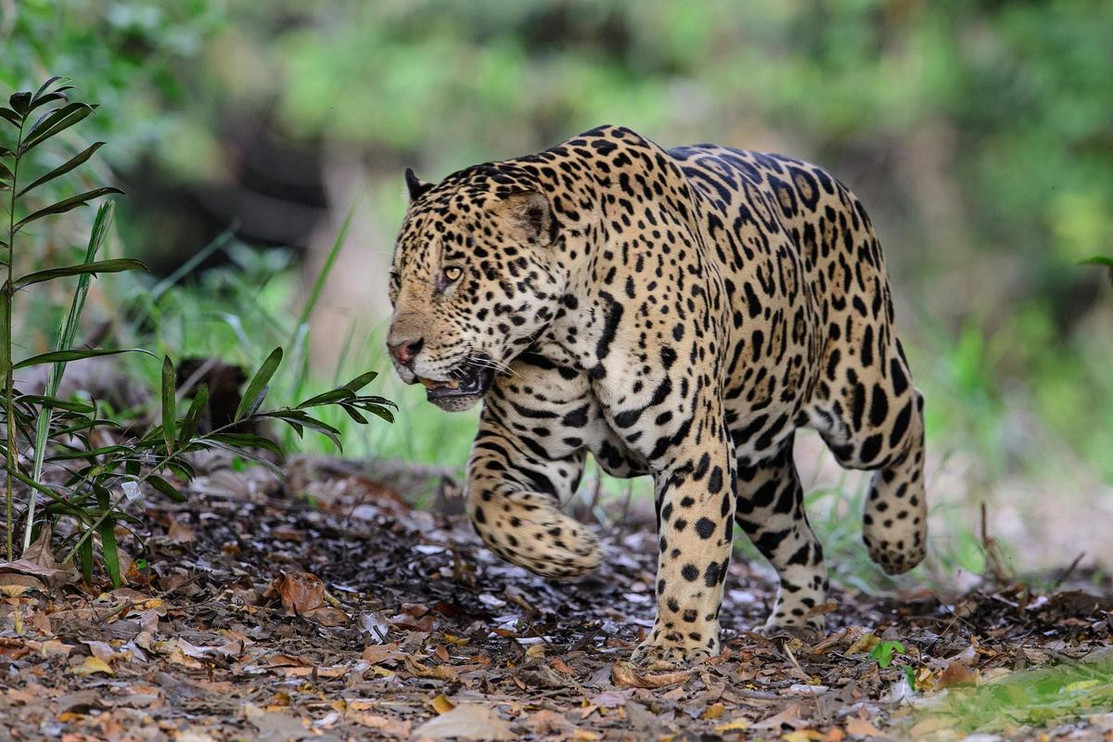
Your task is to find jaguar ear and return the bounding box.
[405,168,434,202]
[496,190,554,245]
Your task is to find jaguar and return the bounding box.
[386,125,926,663]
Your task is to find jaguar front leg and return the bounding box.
[632,436,736,665]
[465,362,601,579]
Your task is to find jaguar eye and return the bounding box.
[443,266,463,283]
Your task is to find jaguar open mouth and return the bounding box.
[417,359,495,402]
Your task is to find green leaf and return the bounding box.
[76,537,93,583]
[0,161,12,182]
[207,432,284,457]
[13,347,155,370]
[296,388,353,409]
[18,102,96,155]
[0,106,21,127]
[869,640,905,669]
[343,370,379,391]
[164,457,196,482]
[16,394,95,413]
[8,91,31,114]
[363,405,395,424]
[17,141,106,197]
[195,439,282,477]
[32,76,64,98]
[262,410,342,450]
[14,258,147,289]
[1081,256,1113,285]
[98,517,122,588]
[161,356,176,454]
[178,384,209,446]
[340,405,368,424]
[46,445,133,462]
[148,475,187,503]
[236,347,283,421]
[25,91,69,115]
[13,186,124,231]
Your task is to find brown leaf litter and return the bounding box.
[0,455,1110,740]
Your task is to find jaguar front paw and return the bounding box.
[631,625,720,666]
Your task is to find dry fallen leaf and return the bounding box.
[348,712,412,738]
[611,662,691,689]
[83,640,119,663]
[358,610,392,642]
[263,571,349,625]
[304,605,349,626]
[550,657,575,675]
[404,657,460,682]
[845,633,880,656]
[265,571,326,614]
[0,538,79,588]
[72,656,114,676]
[0,573,44,596]
[752,702,806,731]
[937,659,976,689]
[844,715,884,737]
[527,709,572,733]
[167,520,196,543]
[702,702,726,720]
[430,695,456,714]
[361,643,405,665]
[411,704,515,740]
[715,718,751,733]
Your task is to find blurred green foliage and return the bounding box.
[2,0,1110,483]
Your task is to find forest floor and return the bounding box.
[1,454,1112,741]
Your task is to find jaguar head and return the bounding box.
[386,167,564,411]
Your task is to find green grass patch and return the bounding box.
[913,656,1113,735]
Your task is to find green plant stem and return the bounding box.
[2,121,22,563]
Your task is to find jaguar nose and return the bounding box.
[387,336,424,366]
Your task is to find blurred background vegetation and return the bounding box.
[3,0,1111,580]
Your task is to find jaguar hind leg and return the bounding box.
[811,343,928,575]
[735,435,828,636]
[862,390,927,574]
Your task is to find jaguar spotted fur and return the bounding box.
[386,125,926,663]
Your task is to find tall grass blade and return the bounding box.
[161,356,176,455]
[236,347,282,421]
[148,224,237,304]
[24,203,115,550]
[177,384,209,446]
[296,192,361,331]
[284,192,363,400]
[76,537,93,583]
[98,516,121,588]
